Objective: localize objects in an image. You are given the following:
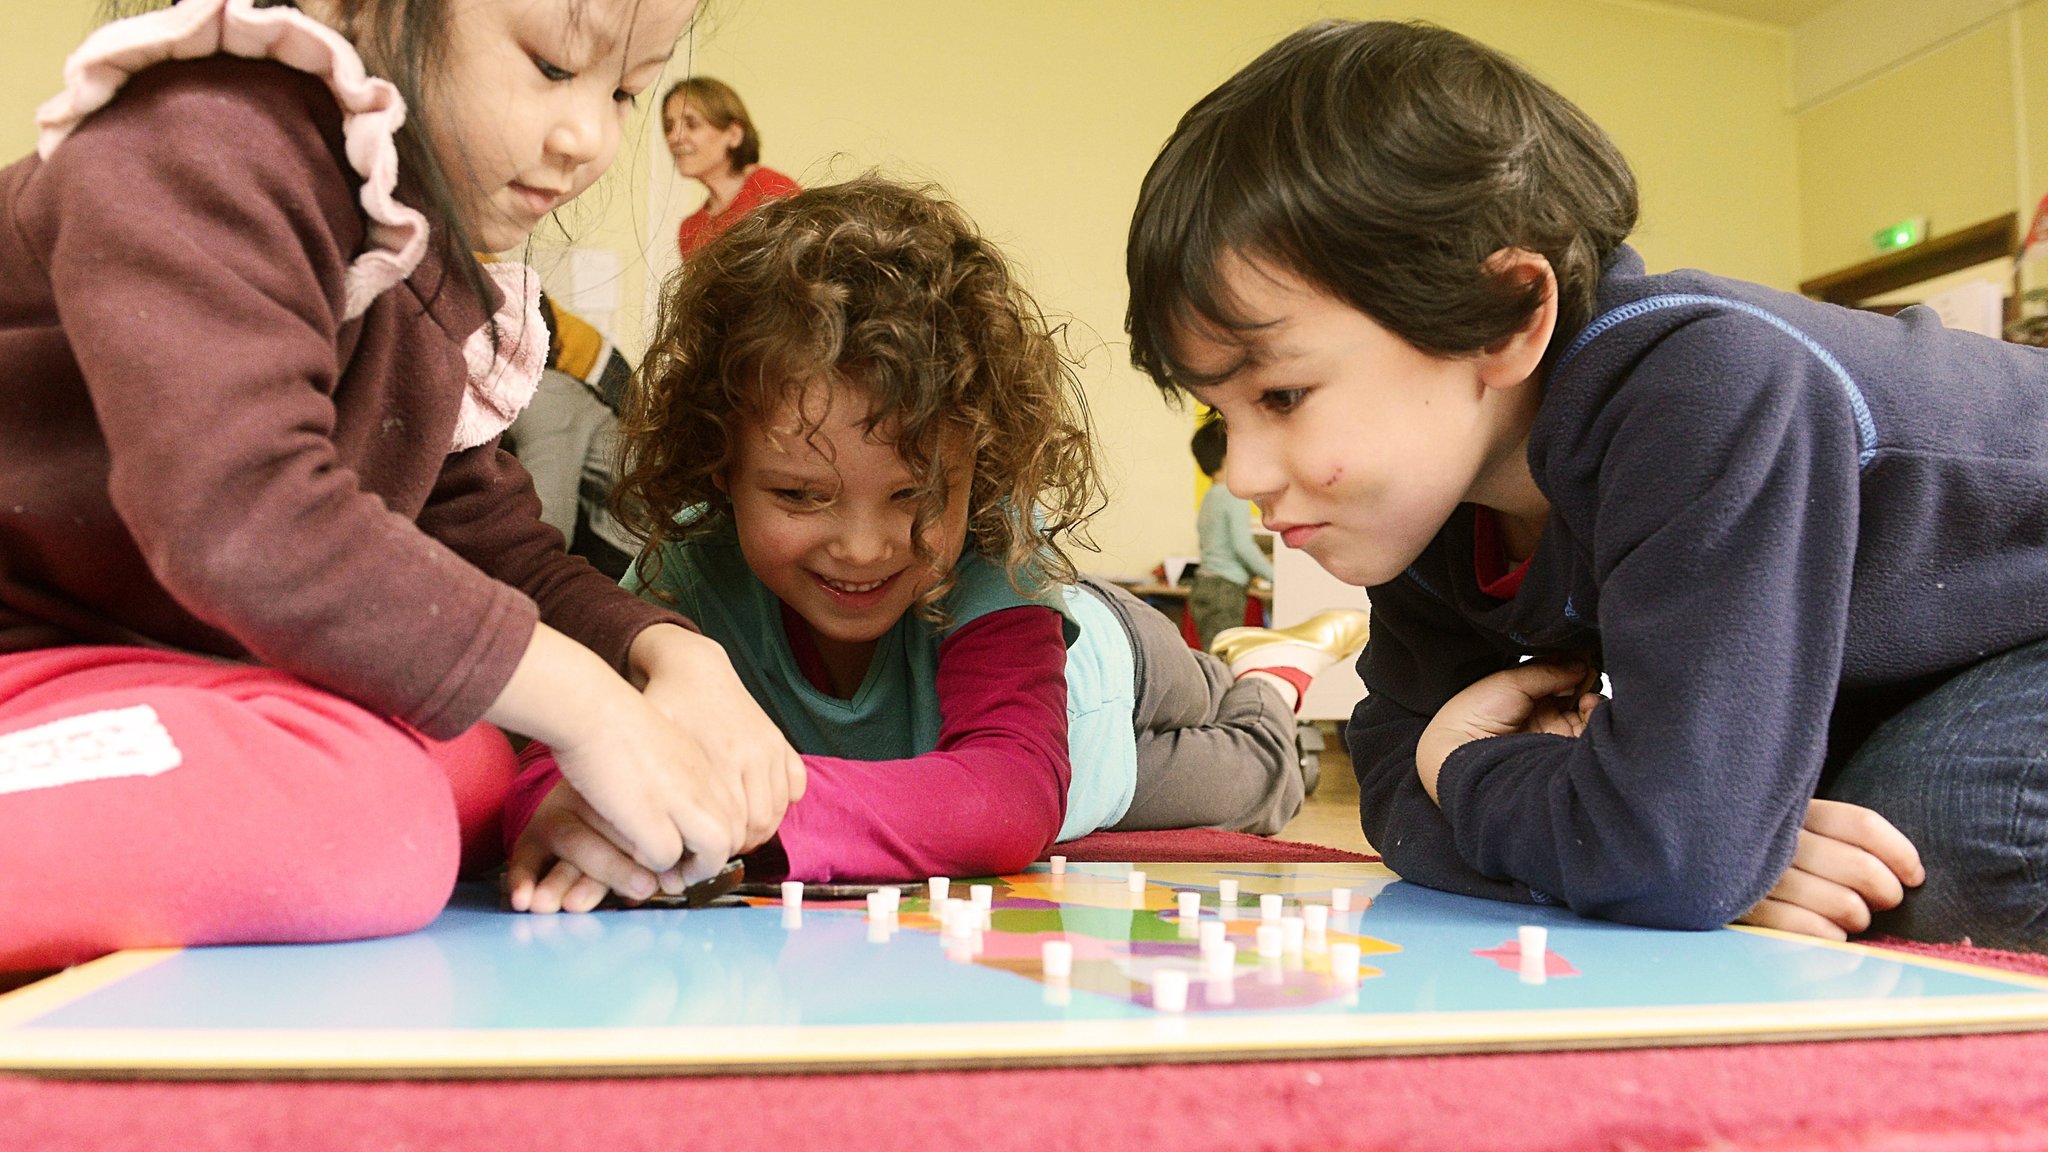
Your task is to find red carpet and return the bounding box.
[8,830,2048,1152]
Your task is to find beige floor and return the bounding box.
[1276,722,1374,856]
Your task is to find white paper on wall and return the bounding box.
[1920,278,2006,338]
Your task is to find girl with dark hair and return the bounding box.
[1127,20,2048,950]
[0,0,805,972]
[503,178,1364,911]
[662,75,798,260]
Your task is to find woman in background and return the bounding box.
[663,76,799,260]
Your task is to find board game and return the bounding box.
[5,860,2048,1077]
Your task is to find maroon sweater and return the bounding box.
[0,56,679,738]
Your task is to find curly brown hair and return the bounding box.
[617,176,1103,618]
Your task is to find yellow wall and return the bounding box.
[2024,1,2048,219]
[3,2,1799,575]
[0,1,99,162]
[651,0,1797,574]
[1796,20,2019,279]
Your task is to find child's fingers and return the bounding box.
[560,872,614,914]
[1804,799,1925,888]
[739,754,788,854]
[1770,852,1878,933]
[1789,825,1908,914]
[1495,659,1592,702]
[1739,895,1851,941]
[548,809,661,903]
[504,856,541,914]
[504,833,557,913]
[785,749,808,804]
[1452,661,1590,735]
[526,861,585,916]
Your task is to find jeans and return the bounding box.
[1821,634,2048,950]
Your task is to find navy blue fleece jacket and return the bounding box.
[1351,245,2048,930]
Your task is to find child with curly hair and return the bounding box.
[504,178,1366,910]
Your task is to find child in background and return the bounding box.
[504,289,639,578]
[504,178,1368,913]
[1189,415,1274,649]
[0,0,803,972]
[1125,20,2048,949]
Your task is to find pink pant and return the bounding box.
[0,647,516,970]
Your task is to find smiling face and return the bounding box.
[432,0,695,252]
[1174,256,1551,588]
[662,94,742,183]
[724,382,972,676]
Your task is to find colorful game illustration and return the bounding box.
[5,860,2048,1077]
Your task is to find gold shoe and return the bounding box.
[1211,609,1371,665]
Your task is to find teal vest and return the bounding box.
[627,526,1137,838]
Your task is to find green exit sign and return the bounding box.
[1874,216,1927,253]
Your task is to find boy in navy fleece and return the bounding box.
[1124,19,2048,949]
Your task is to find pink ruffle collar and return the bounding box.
[37,0,546,452]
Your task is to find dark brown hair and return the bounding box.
[619,176,1103,616]
[1189,413,1226,477]
[662,76,760,170]
[1126,19,1638,391]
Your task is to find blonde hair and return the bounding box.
[619,177,1104,617]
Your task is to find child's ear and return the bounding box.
[1476,248,1558,391]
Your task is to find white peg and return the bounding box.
[1049,855,1067,875]
[928,876,950,905]
[1280,914,1306,953]
[1256,922,1283,958]
[1152,969,1189,1013]
[1176,890,1200,920]
[1330,941,1361,984]
[1127,869,1147,893]
[1260,893,1283,921]
[779,880,804,910]
[1042,938,1074,980]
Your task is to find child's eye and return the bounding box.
[891,488,921,502]
[615,88,640,107]
[774,488,827,506]
[1259,388,1307,414]
[532,56,574,82]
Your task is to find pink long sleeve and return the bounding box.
[502,605,1072,879]
[772,605,1071,881]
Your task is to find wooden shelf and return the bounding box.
[1798,213,2017,307]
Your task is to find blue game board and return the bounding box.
[4,861,2045,1075]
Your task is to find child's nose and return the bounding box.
[1222,438,1285,505]
[546,97,610,170]
[828,509,901,566]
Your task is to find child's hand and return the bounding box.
[1416,660,1599,803]
[505,781,660,913]
[631,625,807,854]
[488,623,745,889]
[1737,799,1924,940]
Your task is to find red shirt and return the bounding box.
[1473,505,1532,600]
[676,166,801,259]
